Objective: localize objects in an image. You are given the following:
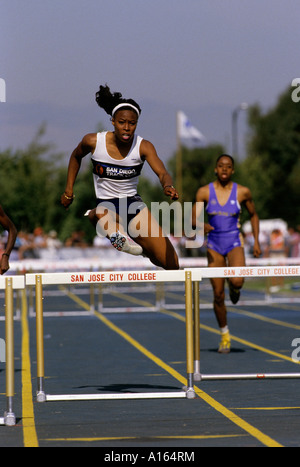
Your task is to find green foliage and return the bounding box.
[0,125,95,242]
[242,85,300,226]
[0,126,62,232]
[168,144,225,202]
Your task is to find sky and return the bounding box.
[1,0,299,179]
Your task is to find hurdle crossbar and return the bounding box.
[190,265,300,280]
[189,266,300,382]
[199,373,300,380]
[25,270,197,402]
[46,392,187,402]
[0,275,25,426]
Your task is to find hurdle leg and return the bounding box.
[28,285,34,317]
[4,278,16,426]
[155,282,165,310]
[184,271,196,399]
[193,281,201,381]
[98,283,103,312]
[35,275,46,402]
[90,282,95,313]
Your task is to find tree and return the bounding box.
[242,85,300,226]
[0,124,101,244]
[0,125,64,232]
[168,144,226,202]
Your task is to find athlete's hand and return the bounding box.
[163,185,179,200]
[61,192,75,209]
[253,241,261,258]
[204,223,214,234]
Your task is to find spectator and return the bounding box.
[286,227,300,257]
[18,227,48,259]
[65,230,88,248]
[265,228,288,258]
[265,228,288,290]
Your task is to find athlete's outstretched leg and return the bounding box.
[207,249,231,353]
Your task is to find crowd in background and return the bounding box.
[244,226,300,259]
[1,223,300,262]
[165,224,300,260]
[0,227,92,261]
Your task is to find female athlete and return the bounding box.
[192,154,261,353]
[61,84,179,270]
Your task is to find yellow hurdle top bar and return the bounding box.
[25,265,300,286]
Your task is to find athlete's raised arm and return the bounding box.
[61,133,97,209]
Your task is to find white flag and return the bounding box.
[177,111,205,143]
[0,78,6,103]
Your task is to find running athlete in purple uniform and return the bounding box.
[192,155,261,353]
[61,84,179,270]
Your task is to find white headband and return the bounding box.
[112,103,140,117]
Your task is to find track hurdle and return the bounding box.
[190,266,300,382]
[25,270,197,402]
[0,275,25,426]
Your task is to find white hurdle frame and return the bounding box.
[190,266,300,382]
[0,276,25,426]
[25,270,197,402]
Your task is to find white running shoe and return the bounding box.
[110,232,143,256]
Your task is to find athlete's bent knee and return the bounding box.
[229,277,244,289]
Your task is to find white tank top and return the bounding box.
[91,132,144,199]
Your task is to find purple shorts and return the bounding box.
[207,231,243,256]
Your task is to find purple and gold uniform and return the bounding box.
[206,182,243,256]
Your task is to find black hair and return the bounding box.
[95,84,141,117]
[215,154,235,166]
